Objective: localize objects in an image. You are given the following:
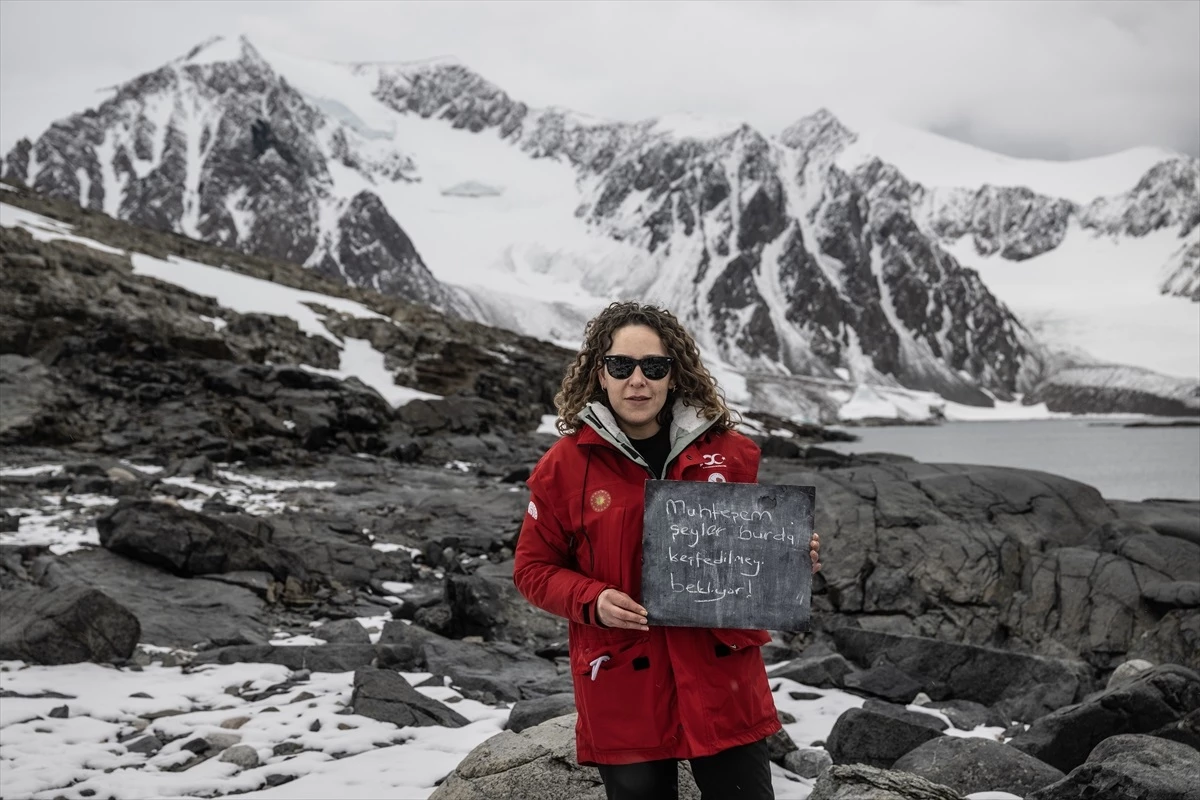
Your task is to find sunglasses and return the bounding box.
[603,355,674,381]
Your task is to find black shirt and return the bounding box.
[630,424,672,479]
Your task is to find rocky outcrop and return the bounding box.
[0,585,140,664]
[760,456,1200,671]
[831,628,1093,722]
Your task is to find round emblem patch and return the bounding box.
[707,473,727,483]
[589,489,612,512]
[527,501,538,520]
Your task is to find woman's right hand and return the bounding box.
[596,588,649,631]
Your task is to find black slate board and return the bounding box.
[641,480,814,631]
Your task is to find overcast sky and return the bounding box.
[1,0,1197,160]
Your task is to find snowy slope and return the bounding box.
[942,224,1199,379]
[834,110,1179,206]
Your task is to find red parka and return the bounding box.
[513,400,781,766]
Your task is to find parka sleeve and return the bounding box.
[513,485,612,625]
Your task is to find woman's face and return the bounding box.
[598,324,673,439]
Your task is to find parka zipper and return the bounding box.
[580,403,718,479]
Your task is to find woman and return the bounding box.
[513,302,822,800]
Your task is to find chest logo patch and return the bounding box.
[701,453,727,468]
[527,501,538,520]
[589,489,612,512]
[708,473,727,483]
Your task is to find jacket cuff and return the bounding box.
[578,582,616,626]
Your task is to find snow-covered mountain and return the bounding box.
[4,35,1197,420]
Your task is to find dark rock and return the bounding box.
[1008,664,1200,772]
[844,664,923,704]
[0,585,139,664]
[831,628,1093,722]
[505,692,576,733]
[35,548,271,649]
[97,499,308,582]
[48,705,69,718]
[1144,582,1200,609]
[421,634,568,703]
[861,700,948,732]
[825,706,945,768]
[892,735,1065,797]
[350,667,469,728]
[124,734,163,755]
[769,653,854,689]
[1027,734,1200,800]
[1150,707,1200,750]
[765,726,801,764]
[318,619,371,645]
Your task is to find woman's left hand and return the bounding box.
[809,531,822,574]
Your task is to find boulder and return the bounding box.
[0,585,139,664]
[843,664,923,704]
[429,713,701,800]
[1008,664,1200,772]
[505,693,576,733]
[892,735,1065,797]
[1027,734,1200,800]
[768,653,854,689]
[825,706,944,769]
[35,548,272,649]
[96,499,309,582]
[349,667,469,728]
[809,764,961,800]
[831,628,1092,722]
[317,618,371,645]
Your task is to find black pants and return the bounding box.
[596,739,774,800]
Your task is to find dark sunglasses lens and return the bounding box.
[605,357,635,379]
[641,357,672,380]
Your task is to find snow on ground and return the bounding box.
[0,654,1013,800]
[0,202,127,255]
[0,202,441,410]
[0,462,341,554]
[943,223,1199,380]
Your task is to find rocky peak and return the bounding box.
[370,60,528,137]
[1081,156,1200,237]
[780,108,857,158]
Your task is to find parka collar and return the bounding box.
[578,399,719,477]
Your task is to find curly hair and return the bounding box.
[554,302,737,436]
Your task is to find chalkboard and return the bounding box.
[641,480,814,631]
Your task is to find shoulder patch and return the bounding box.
[527,501,538,520]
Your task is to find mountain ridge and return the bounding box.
[4,34,1197,420]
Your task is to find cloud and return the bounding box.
[1,0,1196,160]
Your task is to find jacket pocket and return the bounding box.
[711,628,773,651]
[572,631,668,753]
